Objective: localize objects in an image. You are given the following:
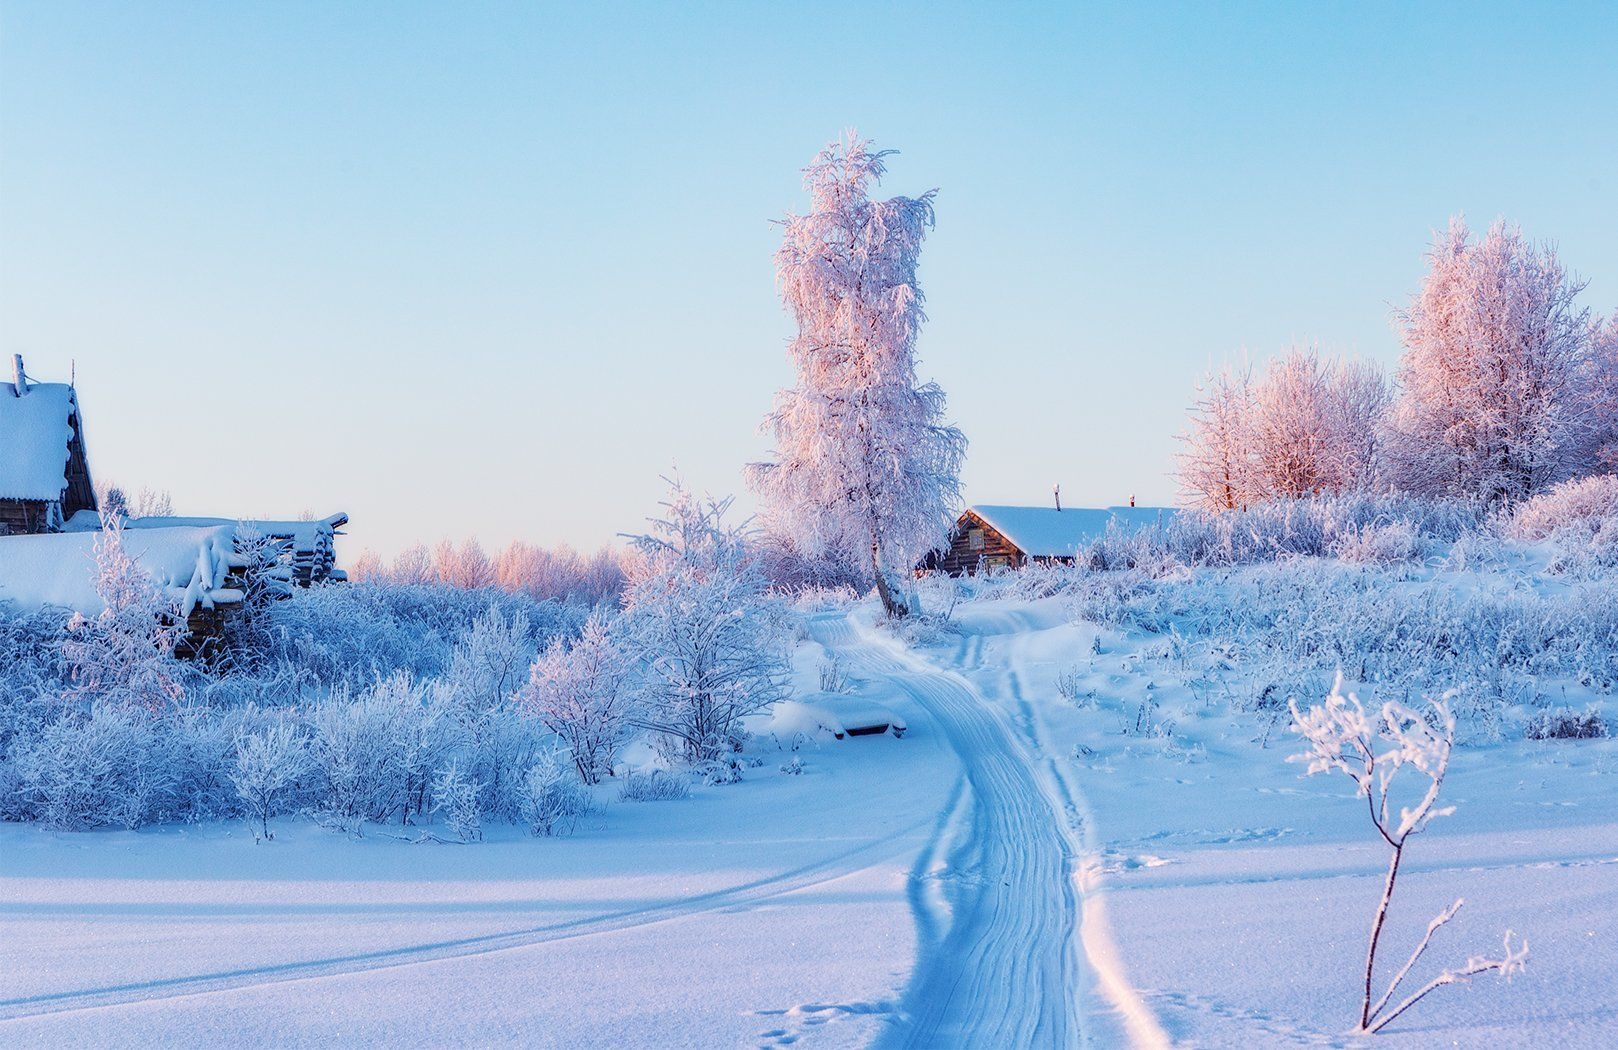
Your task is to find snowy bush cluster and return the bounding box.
[0,481,794,836]
[951,490,1618,742]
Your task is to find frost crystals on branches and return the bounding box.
[749,131,966,617]
[1289,674,1527,1034]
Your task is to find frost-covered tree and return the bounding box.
[1576,314,1618,473]
[520,613,630,784]
[1179,350,1387,510]
[63,514,186,708]
[1178,363,1255,511]
[1248,349,1388,500]
[433,539,495,590]
[620,480,789,764]
[1290,676,1527,1034]
[748,132,966,617]
[1385,218,1592,505]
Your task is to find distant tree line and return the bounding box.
[1180,218,1618,511]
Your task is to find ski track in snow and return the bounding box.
[0,815,930,1025]
[811,611,1168,1050]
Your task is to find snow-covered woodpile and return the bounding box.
[0,355,98,535]
[128,513,349,587]
[926,505,1177,575]
[0,525,245,619]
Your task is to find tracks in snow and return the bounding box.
[813,611,1170,1050]
[811,615,1086,1048]
[0,814,930,1025]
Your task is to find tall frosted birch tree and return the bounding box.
[749,133,966,618]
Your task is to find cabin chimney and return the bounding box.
[10,354,24,397]
[1053,483,1062,512]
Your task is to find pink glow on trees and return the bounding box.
[1178,349,1387,511]
[748,132,966,617]
[1578,314,1618,472]
[1384,218,1592,505]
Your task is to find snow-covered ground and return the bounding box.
[3,589,1615,1048]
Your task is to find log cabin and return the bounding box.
[0,355,97,535]
[923,504,1177,575]
[0,357,347,653]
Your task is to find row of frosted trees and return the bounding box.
[1180,219,1618,510]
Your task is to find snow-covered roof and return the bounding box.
[0,382,78,502]
[966,505,1178,558]
[0,526,245,618]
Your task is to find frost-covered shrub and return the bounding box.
[1068,571,1174,633]
[232,714,312,840]
[306,673,458,830]
[256,583,583,690]
[431,760,484,842]
[818,656,849,694]
[1507,475,1618,540]
[1505,475,1618,575]
[439,606,535,713]
[13,704,174,829]
[1075,559,1618,736]
[699,756,743,786]
[1290,676,1527,1033]
[1524,707,1608,740]
[1055,666,1094,707]
[618,768,690,802]
[880,610,956,646]
[1153,495,1479,567]
[461,704,552,823]
[1331,520,1421,565]
[62,517,186,707]
[511,748,591,836]
[519,614,630,784]
[620,483,790,764]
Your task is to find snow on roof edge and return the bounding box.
[965,504,1179,557]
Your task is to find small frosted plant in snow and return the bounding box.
[1289,675,1527,1034]
[618,769,690,802]
[431,761,484,843]
[515,748,591,837]
[818,656,849,694]
[1055,666,1093,708]
[780,756,805,775]
[232,717,311,842]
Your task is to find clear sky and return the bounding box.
[3,3,1615,560]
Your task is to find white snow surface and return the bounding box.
[0,526,243,617]
[2,588,1615,1047]
[0,383,77,501]
[968,505,1177,557]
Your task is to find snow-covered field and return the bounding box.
[4,582,1616,1048]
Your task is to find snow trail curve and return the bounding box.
[813,613,1085,1048]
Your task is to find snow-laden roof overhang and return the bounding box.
[0,383,77,502]
[965,505,1179,558]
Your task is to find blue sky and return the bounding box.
[3,3,1614,558]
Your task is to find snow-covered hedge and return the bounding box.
[0,583,592,832]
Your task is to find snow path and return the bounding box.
[0,815,929,1025]
[811,612,1167,1049]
